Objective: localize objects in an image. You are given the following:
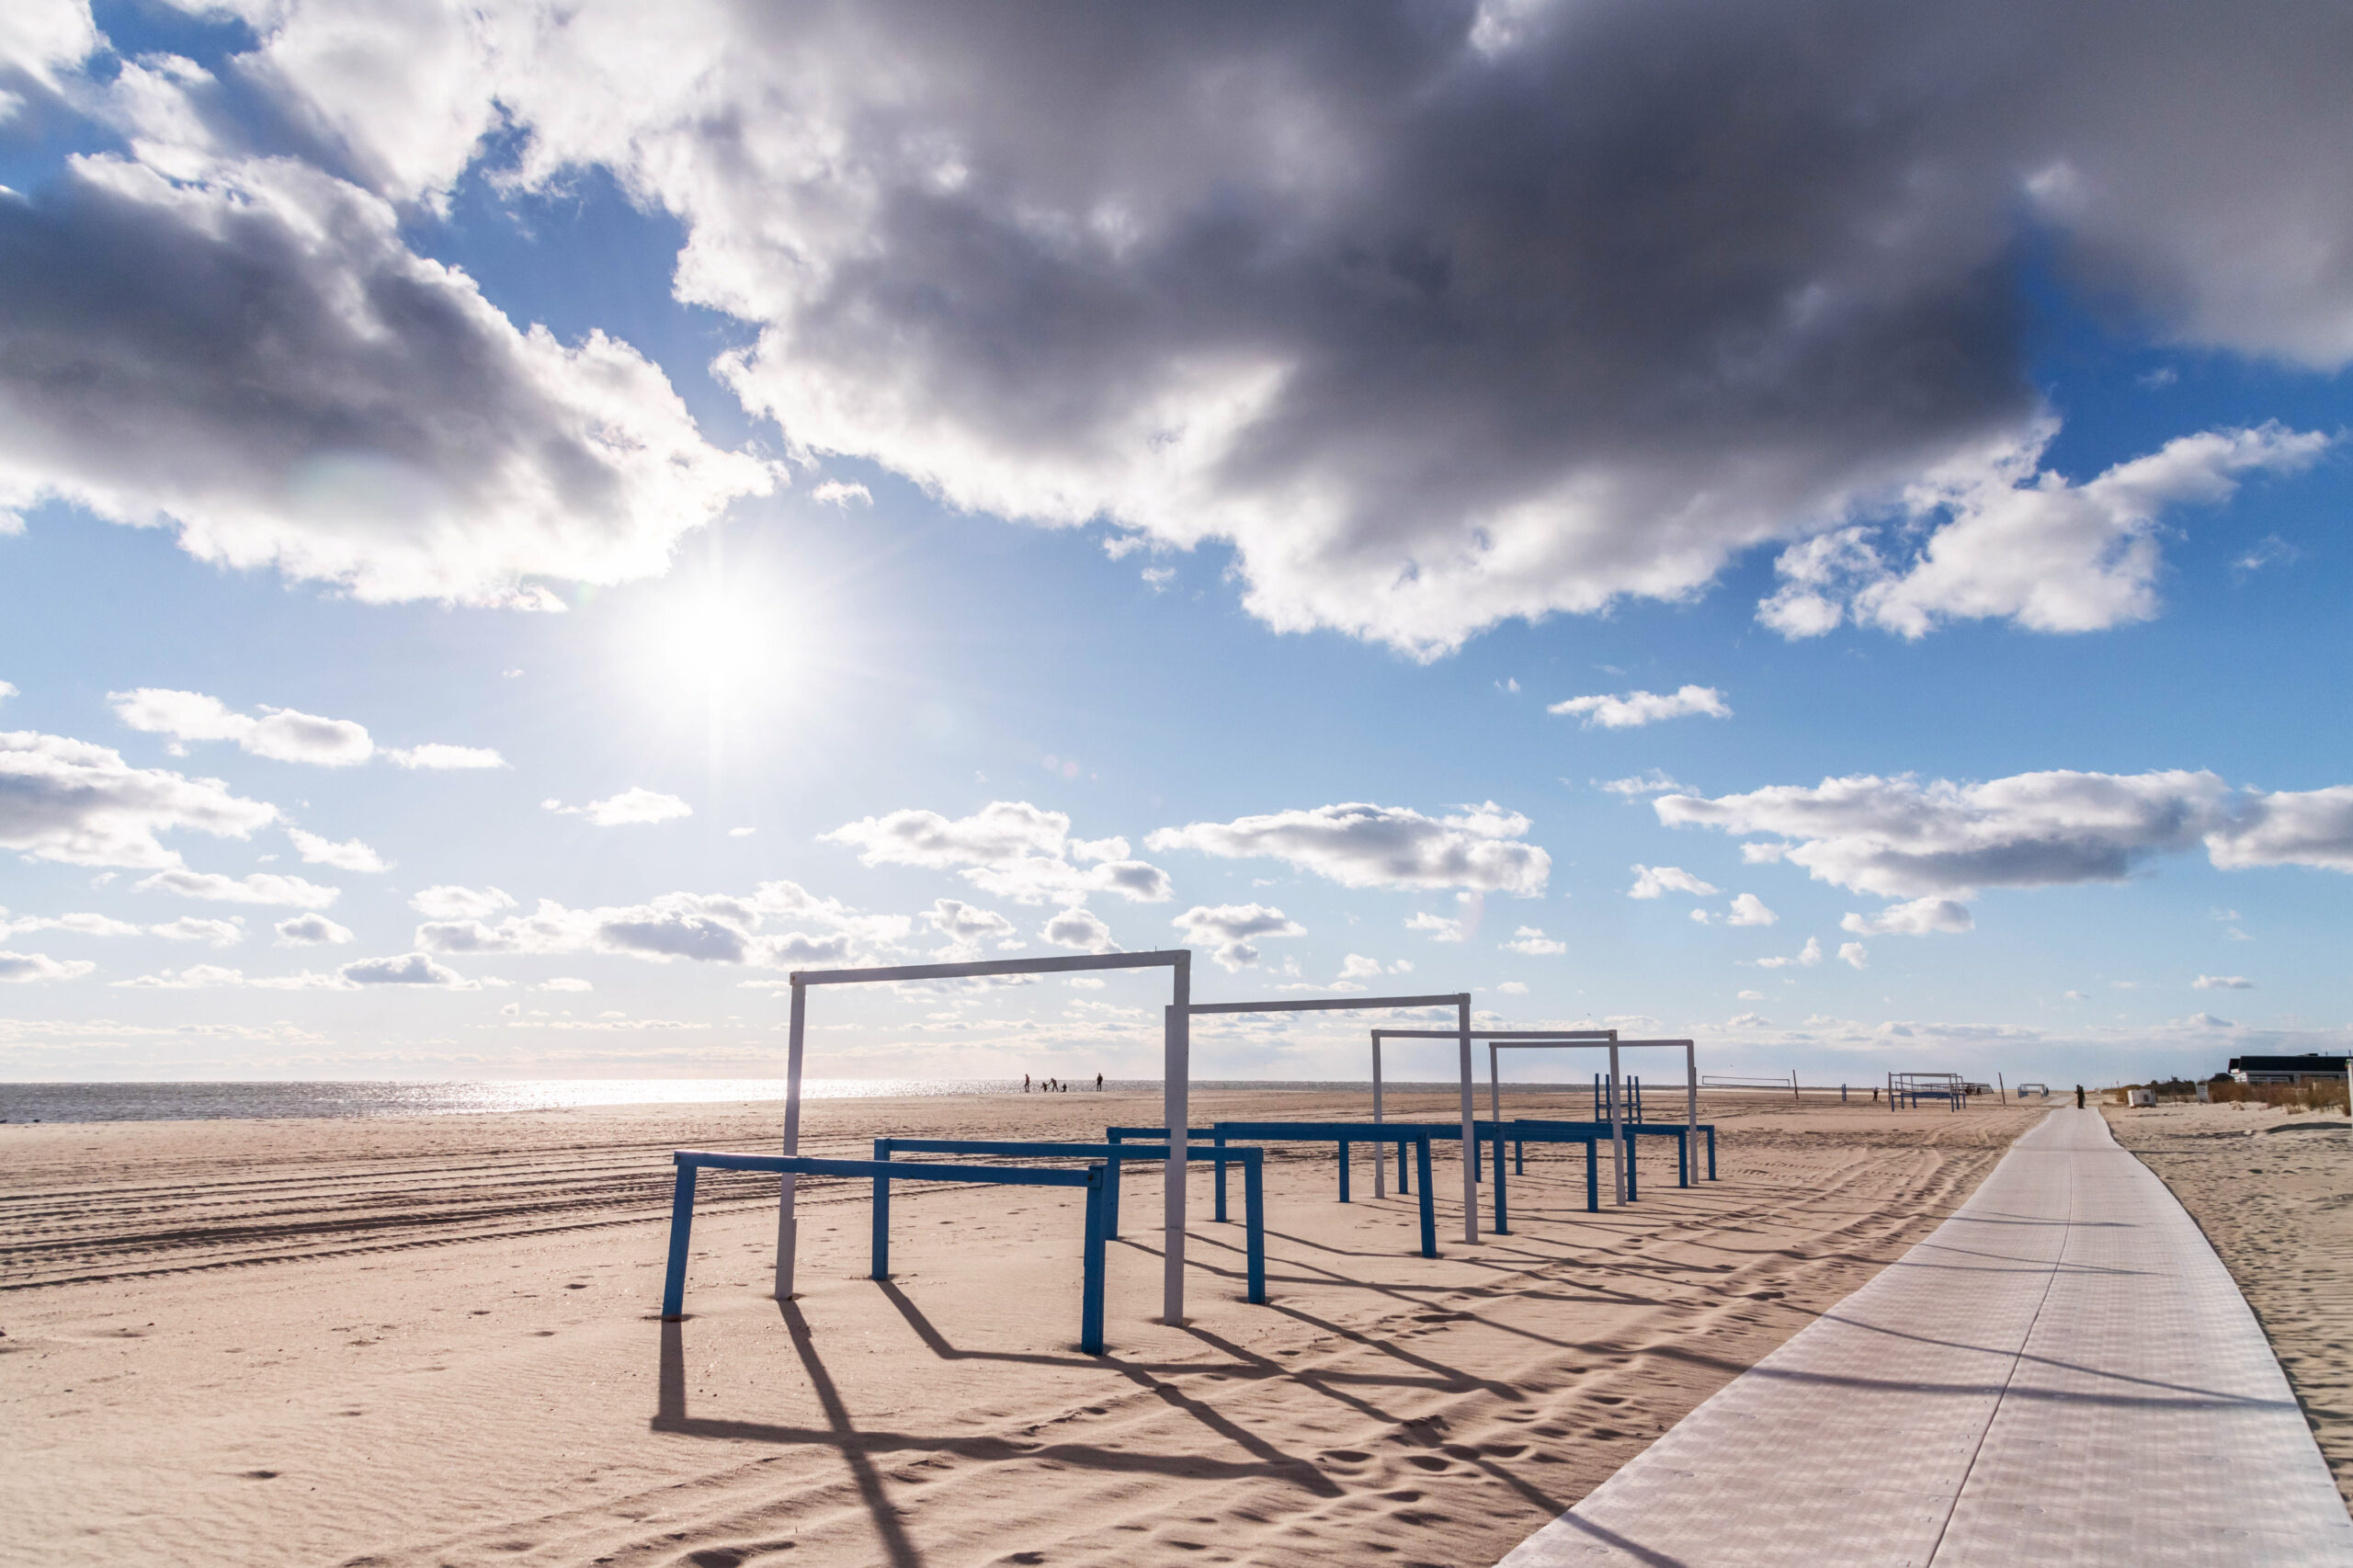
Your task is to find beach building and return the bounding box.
[2225,1052,2353,1085]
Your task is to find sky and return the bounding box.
[1,0,2348,1088]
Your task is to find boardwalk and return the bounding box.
[1501,1107,2353,1567]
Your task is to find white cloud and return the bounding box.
[0,152,775,607]
[340,951,468,986]
[152,915,244,947]
[1760,424,2333,639]
[1041,905,1117,953]
[1658,768,2353,903]
[288,826,390,873]
[545,788,693,826]
[1838,941,1868,970]
[923,897,1024,960]
[108,688,374,765]
[409,885,516,921]
[1597,771,1688,798]
[385,744,507,769]
[0,681,16,701]
[1,730,277,868]
[729,826,757,837]
[1149,801,1547,894]
[1689,908,1714,925]
[0,950,96,983]
[534,977,593,992]
[415,879,906,971]
[1841,896,1975,936]
[1549,686,1730,730]
[2192,974,2254,990]
[1501,926,1566,955]
[811,481,872,506]
[825,801,1172,904]
[1173,903,1305,971]
[1405,911,1467,943]
[1738,989,1766,1000]
[275,914,352,946]
[1338,953,1414,981]
[0,909,141,938]
[1756,937,1824,970]
[136,869,339,908]
[1629,864,1719,900]
[1726,893,1778,927]
[1726,1012,1770,1028]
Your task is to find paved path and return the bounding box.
[1500,1107,2353,1567]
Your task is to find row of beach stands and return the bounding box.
[656,1106,1716,1354]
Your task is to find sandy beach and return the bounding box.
[2105,1100,2353,1510]
[2,1089,2044,1567]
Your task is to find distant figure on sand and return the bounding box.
[1096,1073,1103,1091]
[1023,1074,1030,1093]
[2075,1085,2086,1108]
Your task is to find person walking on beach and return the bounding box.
[1024,1074,1031,1094]
[1096,1073,1103,1091]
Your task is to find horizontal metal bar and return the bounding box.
[790,950,1188,986]
[1188,993,1469,1016]
[1211,1121,1436,1140]
[674,1151,1095,1187]
[882,1139,1259,1163]
[1374,1028,1614,1040]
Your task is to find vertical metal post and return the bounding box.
[870,1139,892,1279]
[1999,1072,2006,1105]
[1457,996,1478,1244]
[1685,1040,1698,1152]
[1371,1035,1387,1199]
[1586,1137,1598,1210]
[1081,1165,1107,1354]
[1489,1040,1502,1131]
[1163,955,1190,1325]
[775,981,807,1300]
[1244,1153,1267,1303]
[1493,1122,1509,1234]
[1608,1038,1625,1205]
[662,1161,698,1320]
[1338,1139,1351,1201]
[1415,1136,1437,1256]
[1214,1126,1229,1222]
[1791,1069,1800,1102]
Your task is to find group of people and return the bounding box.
[1022,1074,1104,1093]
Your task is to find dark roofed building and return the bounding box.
[2226,1053,2352,1085]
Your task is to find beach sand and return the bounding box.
[2105,1100,2353,1509]
[3,1089,2043,1568]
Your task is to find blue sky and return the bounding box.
[2,0,2347,1085]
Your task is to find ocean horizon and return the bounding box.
[0,1077,1603,1125]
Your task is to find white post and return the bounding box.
[1163,954,1190,1324]
[1999,1072,2006,1106]
[1608,1038,1625,1205]
[1372,1036,1387,1199]
[1458,997,1478,1244]
[775,980,807,1299]
[1685,1040,1698,1139]
[1489,1040,1502,1127]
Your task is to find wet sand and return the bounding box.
[2,1088,2044,1567]
[2106,1100,2353,1509]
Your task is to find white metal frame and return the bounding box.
[783,950,1192,1322]
[1190,994,1478,1244]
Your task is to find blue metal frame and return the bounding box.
[1202,1122,1440,1256]
[873,1138,1267,1304]
[1368,1119,1605,1228]
[663,1150,1114,1353]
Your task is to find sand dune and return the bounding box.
[2,1089,2042,1567]
[2105,1100,2353,1511]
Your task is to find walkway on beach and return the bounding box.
[1500,1106,2353,1567]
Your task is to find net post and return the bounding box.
[1371,1036,1387,1198]
[1608,1038,1625,1205]
[1245,1152,1267,1304]
[1457,995,1478,1244]
[1082,1165,1108,1354]
[870,1139,892,1279]
[1163,953,1191,1325]
[1415,1136,1437,1256]
[775,981,807,1300]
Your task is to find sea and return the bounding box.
[0,1078,1521,1125]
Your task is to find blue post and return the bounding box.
[1244,1153,1267,1304]
[1415,1136,1437,1256]
[1338,1139,1351,1202]
[871,1138,893,1278]
[1472,1120,1482,1183]
[1626,1129,1639,1201]
[1493,1125,1509,1235]
[661,1162,698,1319]
[1593,1072,1602,1120]
[1677,1127,1688,1188]
[1707,1125,1717,1180]
[1514,1135,1524,1176]
[1080,1165,1108,1354]
[1106,1126,1123,1238]
[1213,1126,1229,1222]
[1585,1137,1598,1212]
[1395,1140,1411,1194]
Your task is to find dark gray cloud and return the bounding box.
[0,153,771,603]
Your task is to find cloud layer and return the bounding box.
[1150,802,1548,894]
